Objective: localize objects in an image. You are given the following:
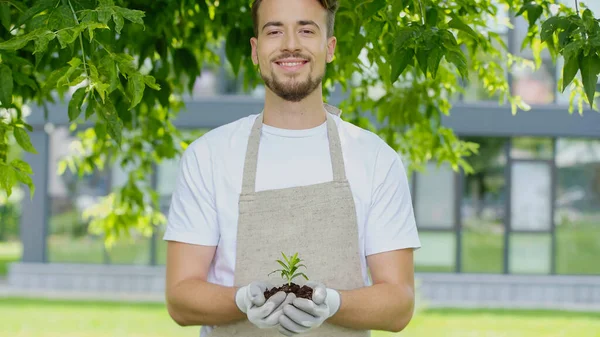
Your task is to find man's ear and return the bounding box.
[326,36,337,63]
[250,37,259,65]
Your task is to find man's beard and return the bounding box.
[259,55,324,102]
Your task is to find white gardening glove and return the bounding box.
[235,281,296,329]
[277,281,341,336]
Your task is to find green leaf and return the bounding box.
[541,16,570,43]
[359,0,386,20]
[112,11,125,34]
[69,87,87,121]
[11,161,34,199]
[0,4,10,31]
[448,15,478,40]
[446,50,468,81]
[2,0,27,13]
[113,53,137,76]
[427,47,444,78]
[416,48,429,75]
[57,58,82,87]
[11,159,32,174]
[562,50,580,92]
[0,64,13,108]
[33,30,56,54]
[13,72,38,91]
[48,5,76,30]
[57,26,83,48]
[391,47,414,83]
[291,272,309,281]
[276,260,288,270]
[0,164,17,197]
[14,127,37,153]
[43,66,69,93]
[127,73,145,110]
[98,99,123,145]
[114,7,145,25]
[526,5,543,27]
[394,26,418,50]
[225,28,243,76]
[143,75,161,90]
[582,9,596,33]
[517,3,543,27]
[425,7,438,27]
[281,252,290,265]
[85,96,96,119]
[15,0,54,28]
[579,53,600,107]
[0,30,37,50]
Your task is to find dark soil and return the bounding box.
[264,282,313,300]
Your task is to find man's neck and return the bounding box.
[262,87,327,130]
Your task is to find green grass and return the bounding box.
[1,298,599,337]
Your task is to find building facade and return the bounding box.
[3,2,600,310]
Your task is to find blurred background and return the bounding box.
[1,0,600,336]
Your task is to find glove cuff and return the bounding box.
[234,286,248,313]
[325,288,341,317]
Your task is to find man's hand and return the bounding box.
[278,281,341,336]
[235,281,296,329]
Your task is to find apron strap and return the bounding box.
[241,105,347,194]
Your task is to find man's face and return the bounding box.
[251,0,336,102]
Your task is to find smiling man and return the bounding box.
[163,1,421,336]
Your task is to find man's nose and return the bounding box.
[281,32,301,52]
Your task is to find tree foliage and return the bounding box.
[0,0,598,244]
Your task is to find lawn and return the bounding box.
[1,298,599,337]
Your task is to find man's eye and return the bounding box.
[301,30,314,34]
[268,31,281,35]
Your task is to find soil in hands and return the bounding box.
[264,283,313,300]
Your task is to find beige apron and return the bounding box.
[209,104,368,337]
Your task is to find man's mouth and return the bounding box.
[274,58,309,72]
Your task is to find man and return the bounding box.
[164,0,421,336]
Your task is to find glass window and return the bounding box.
[415,162,456,229]
[555,138,600,275]
[415,231,456,272]
[511,161,553,231]
[47,127,107,264]
[509,233,552,274]
[461,137,507,273]
[106,233,151,265]
[511,137,554,160]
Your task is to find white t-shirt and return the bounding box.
[163,113,421,334]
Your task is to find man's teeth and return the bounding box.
[280,62,304,66]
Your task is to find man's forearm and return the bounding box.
[327,283,415,332]
[166,278,246,326]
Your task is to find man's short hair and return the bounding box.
[251,0,339,38]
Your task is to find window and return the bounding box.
[555,138,600,275]
[461,137,507,273]
[415,232,457,272]
[47,127,107,264]
[415,162,456,229]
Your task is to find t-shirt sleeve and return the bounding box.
[365,143,421,256]
[162,138,220,246]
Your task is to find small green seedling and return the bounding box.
[268,252,309,286]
